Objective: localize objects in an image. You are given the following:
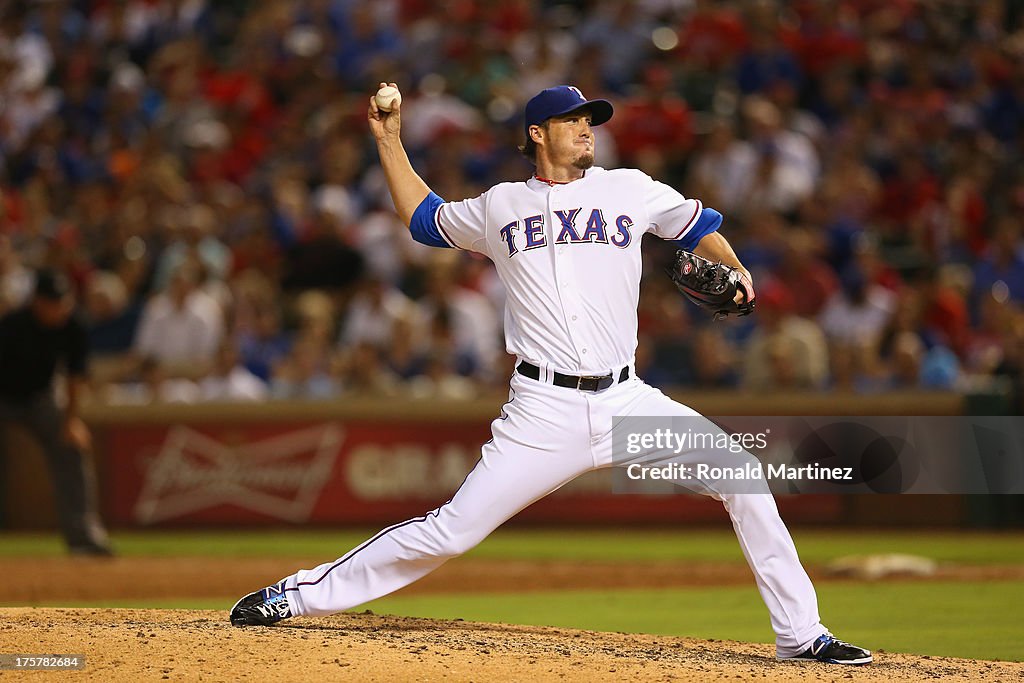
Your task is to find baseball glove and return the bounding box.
[666,250,756,318]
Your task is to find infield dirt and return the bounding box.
[1,607,1021,682]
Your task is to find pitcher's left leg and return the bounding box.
[590,379,836,659]
[715,488,868,663]
[714,488,823,656]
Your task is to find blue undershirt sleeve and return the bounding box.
[675,207,723,251]
[409,192,453,249]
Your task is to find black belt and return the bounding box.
[516,361,629,392]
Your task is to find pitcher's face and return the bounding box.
[535,111,595,170]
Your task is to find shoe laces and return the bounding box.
[826,636,860,652]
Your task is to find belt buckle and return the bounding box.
[577,374,610,391]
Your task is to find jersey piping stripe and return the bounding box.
[434,205,462,249]
[670,200,703,240]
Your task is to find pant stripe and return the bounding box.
[287,509,442,590]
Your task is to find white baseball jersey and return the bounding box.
[271,165,831,660]
[431,167,703,375]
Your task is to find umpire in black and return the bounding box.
[0,270,112,555]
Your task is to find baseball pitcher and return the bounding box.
[231,84,871,666]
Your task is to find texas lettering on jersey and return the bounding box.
[411,167,719,375]
[498,209,633,257]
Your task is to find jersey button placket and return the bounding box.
[549,195,585,369]
[561,246,587,363]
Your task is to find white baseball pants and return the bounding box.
[279,372,826,657]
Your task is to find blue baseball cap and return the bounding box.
[524,86,614,133]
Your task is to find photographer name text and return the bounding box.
[625,462,854,482]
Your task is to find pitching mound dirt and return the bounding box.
[0,608,1019,682]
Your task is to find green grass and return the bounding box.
[16,582,1024,662]
[1,528,1023,564]
[0,530,371,558]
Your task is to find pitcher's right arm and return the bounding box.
[367,82,431,228]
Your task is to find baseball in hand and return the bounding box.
[375,85,402,112]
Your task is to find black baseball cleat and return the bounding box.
[779,633,873,665]
[230,583,293,627]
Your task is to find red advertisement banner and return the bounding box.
[99,420,840,526]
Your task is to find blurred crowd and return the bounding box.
[2,0,1024,405]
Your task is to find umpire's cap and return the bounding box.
[524,86,614,133]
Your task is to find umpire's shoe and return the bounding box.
[780,633,872,665]
[230,583,293,626]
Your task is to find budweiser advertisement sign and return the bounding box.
[133,424,342,524]
[100,420,840,526]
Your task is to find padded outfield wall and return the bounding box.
[0,391,1001,529]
